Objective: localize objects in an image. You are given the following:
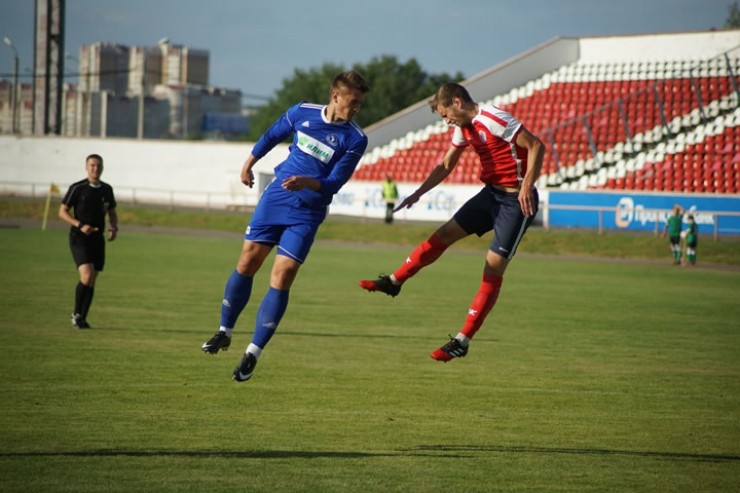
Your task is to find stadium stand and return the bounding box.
[352,32,740,195]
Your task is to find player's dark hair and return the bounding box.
[86,153,104,166]
[430,83,473,112]
[332,70,370,94]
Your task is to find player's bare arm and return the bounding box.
[107,208,119,241]
[58,203,76,227]
[240,155,258,188]
[515,128,544,217]
[395,146,464,211]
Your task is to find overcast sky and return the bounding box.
[0,0,734,103]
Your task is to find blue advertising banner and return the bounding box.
[547,191,740,235]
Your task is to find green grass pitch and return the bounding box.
[1,228,739,492]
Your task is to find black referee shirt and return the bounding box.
[62,179,117,231]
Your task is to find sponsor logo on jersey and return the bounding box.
[296,131,335,164]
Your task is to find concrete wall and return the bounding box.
[578,29,740,63]
[0,135,288,208]
[0,134,481,222]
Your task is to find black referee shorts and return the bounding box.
[69,230,106,271]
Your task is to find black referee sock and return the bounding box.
[74,282,86,316]
[80,285,95,321]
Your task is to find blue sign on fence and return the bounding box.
[547,191,740,235]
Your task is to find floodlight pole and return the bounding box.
[3,36,20,134]
[137,50,146,139]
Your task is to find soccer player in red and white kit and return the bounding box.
[360,82,544,362]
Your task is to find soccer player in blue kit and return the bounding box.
[201,71,370,382]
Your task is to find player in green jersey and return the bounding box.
[661,204,684,265]
[684,214,698,266]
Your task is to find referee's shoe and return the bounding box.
[71,313,91,329]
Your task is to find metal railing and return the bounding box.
[0,180,252,211]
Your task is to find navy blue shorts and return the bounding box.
[245,181,327,264]
[453,186,539,260]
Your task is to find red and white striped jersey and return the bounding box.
[451,104,527,188]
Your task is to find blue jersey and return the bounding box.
[251,102,368,209]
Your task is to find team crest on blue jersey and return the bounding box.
[326,134,338,146]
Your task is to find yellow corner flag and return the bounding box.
[42,183,60,231]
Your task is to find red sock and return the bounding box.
[460,273,503,339]
[393,234,448,283]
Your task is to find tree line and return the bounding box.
[244,55,463,140]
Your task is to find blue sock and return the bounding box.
[252,287,289,349]
[220,270,253,328]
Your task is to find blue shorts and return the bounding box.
[245,181,327,264]
[453,185,539,260]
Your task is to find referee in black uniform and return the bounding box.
[59,154,119,329]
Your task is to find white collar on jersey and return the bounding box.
[321,105,349,125]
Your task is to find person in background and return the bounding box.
[200,71,370,382]
[359,82,544,363]
[382,174,399,224]
[661,204,684,265]
[684,214,698,266]
[58,154,119,329]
